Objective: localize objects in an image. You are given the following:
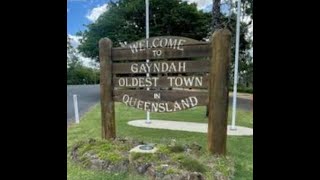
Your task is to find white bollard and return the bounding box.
[73,94,80,124]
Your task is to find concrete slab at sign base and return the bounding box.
[128,120,253,136]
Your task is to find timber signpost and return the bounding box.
[99,29,231,155]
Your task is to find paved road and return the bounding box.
[67,85,100,124]
[231,97,252,112]
[67,85,252,123]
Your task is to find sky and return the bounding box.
[67,0,110,35]
[67,0,229,36]
[67,0,252,67]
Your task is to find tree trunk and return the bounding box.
[212,0,222,30]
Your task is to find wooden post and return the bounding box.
[99,38,116,139]
[208,29,231,155]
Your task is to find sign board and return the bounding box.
[99,30,231,155]
[111,36,210,113]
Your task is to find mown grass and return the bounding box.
[67,103,252,180]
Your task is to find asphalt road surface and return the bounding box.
[67,85,100,124]
[67,85,252,124]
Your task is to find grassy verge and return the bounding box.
[67,103,253,180]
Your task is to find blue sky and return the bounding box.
[66,0,226,36]
[67,0,111,35]
[67,0,244,67]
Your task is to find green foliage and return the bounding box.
[103,152,123,163]
[222,15,252,88]
[167,144,185,153]
[236,87,253,94]
[130,152,144,161]
[229,85,253,94]
[156,144,171,154]
[211,156,235,178]
[78,0,212,61]
[173,154,207,173]
[166,167,178,175]
[211,0,253,88]
[241,0,253,19]
[67,36,80,68]
[75,139,128,165]
[77,0,253,86]
[68,103,252,179]
[130,152,158,164]
[67,36,99,85]
[67,65,100,85]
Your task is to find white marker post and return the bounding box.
[73,94,80,124]
[145,0,151,124]
[231,0,241,130]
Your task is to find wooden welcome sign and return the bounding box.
[99,29,231,155]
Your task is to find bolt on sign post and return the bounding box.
[99,29,231,155]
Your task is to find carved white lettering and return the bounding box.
[144,102,150,111]
[175,77,183,86]
[158,103,166,112]
[160,38,168,47]
[177,39,186,51]
[139,41,145,51]
[122,94,130,105]
[129,43,139,53]
[167,77,174,86]
[152,38,160,48]
[178,62,186,72]
[118,78,125,86]
[165,103,172,112]
[129,38,187,53]
[168,63,177,72]
[161,63,169,72]
[181,98,190,109]
[168,39,177,49]
[173,101,182,111]
[131,63,138,73]
[154,93,161,99]
[195,77,203,87]
[189,96,198,107]
[121,95,199,112]
[183,76,195,86]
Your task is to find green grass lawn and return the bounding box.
[67,103,253,180]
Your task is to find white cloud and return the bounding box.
[79,55,97,68]
[68,34,82,48]
[191,0,252,60]
[68,34,98,69]
[67,8,70,13]
[86,3,108,22]
[183,0,212,10]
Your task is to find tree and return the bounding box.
[206,0,253,116]
[67,36,80,69]
[206,0,223,117]
[212,0,222,30]
[213,0,253,89]
[78,0,212,61]
[67,36,99,85]
[229,0,253,89]
[77,0,252,114]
